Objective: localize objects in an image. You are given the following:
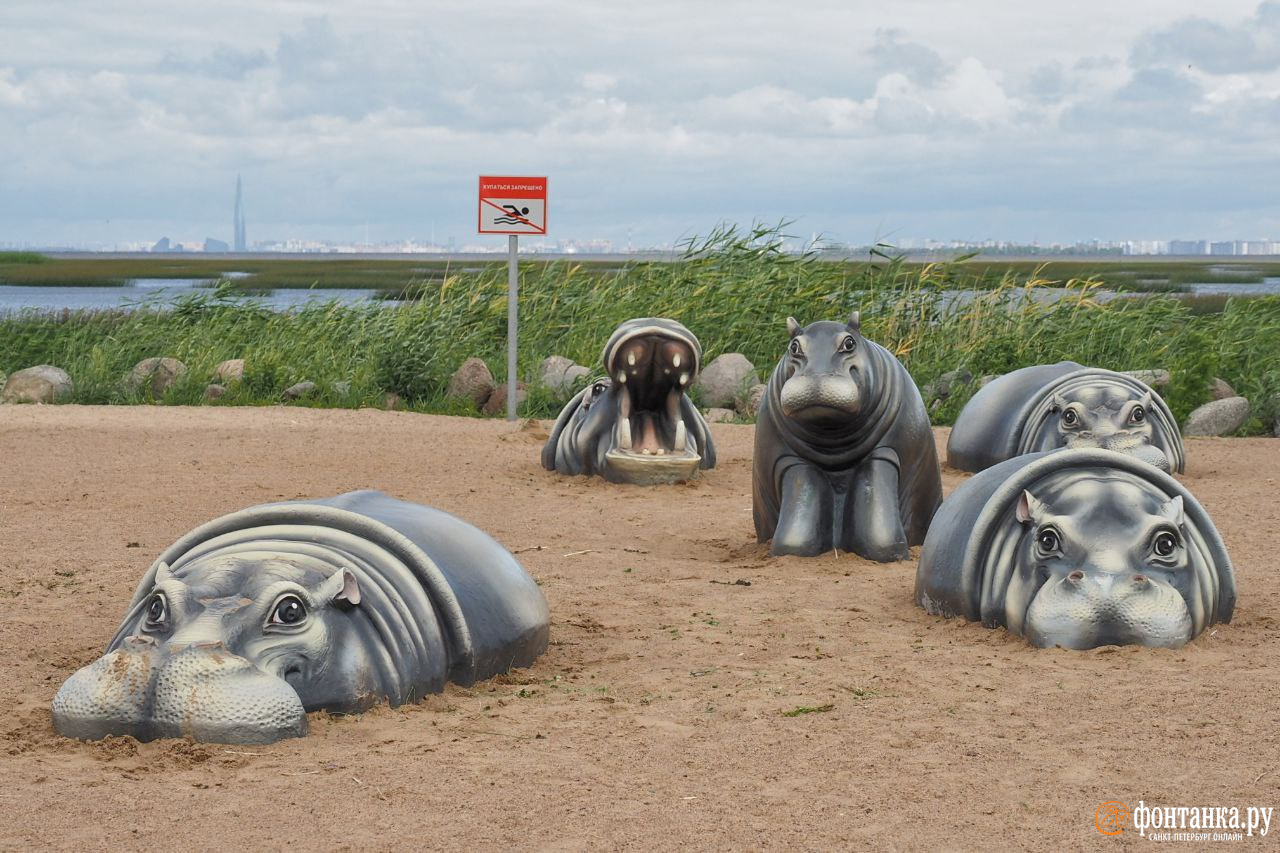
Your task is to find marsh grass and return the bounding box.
[2,225,1277,433]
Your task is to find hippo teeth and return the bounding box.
[674,420,687,451]
[617,417,633,450]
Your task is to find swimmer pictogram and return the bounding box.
[478,176,548,235]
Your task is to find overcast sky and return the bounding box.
[4,0,1279,249]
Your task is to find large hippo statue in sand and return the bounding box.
[753,311,942,560]
[947,362,1184,473]
[542,317,716,485]
[915,449,1234,649]
[53,491,550,744]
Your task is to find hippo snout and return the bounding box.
[54,639,307,744]
[1024,568,1193,650]
[780,372,861,417]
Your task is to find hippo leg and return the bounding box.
[771,464,833,557]
[846,458,910,562]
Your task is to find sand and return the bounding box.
[0,405,1276,850]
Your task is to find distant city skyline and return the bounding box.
[5,2,1280,250]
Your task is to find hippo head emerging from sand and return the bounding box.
[916,449,1234,649]
[947,362,1184,474]
[542,317,716,484]
[53,491,550,744]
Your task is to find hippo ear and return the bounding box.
[1160,494,1185,528]
[847,310,861,333]
[153,561,173,584]
[1015,490,1044,525]
[786,317,801,338]
[1141,390,1154,410]
[317,569,362,607]
[1049,392,1068,413]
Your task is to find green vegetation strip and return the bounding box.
[1,225,1278,433]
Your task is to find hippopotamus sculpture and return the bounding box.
[915,449,1234,649]
[53,490,550,744]
[947,362,1184,473]
[542,317,716,484]
[753,311,942,560]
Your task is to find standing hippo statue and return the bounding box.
[53,490,550,744]
[946,362,1184,473]
[915,449,1234,649]
[542,317,716,485]
[753,311,942,560]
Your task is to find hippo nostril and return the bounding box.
[1133,574,1148,584]
[1067,570,1085,582]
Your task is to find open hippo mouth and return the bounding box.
[602,321,702,482]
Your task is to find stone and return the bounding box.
[1209,377,1236,401]
[742,383,767,417]
[203,384,226,402]
[1123,369,1171,389]
[481,381,527,416]
[697,353,757,408]
[447,358,495,408]
[284,380,318,400]
[212,358,245,383]
[978,374,998,388]
[1183,396,1251,437]
[125,357,187,397]
[923,367,973,403]
[1,365,73,404]
[332,381,352,397]
[380,392,402,410]
[703,407,736,423]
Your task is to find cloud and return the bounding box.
[1133,1,1280,73]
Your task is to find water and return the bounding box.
[0,278,391,313]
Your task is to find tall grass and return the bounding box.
[2,225,1277,433]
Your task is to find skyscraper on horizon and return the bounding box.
[233,174,246,252]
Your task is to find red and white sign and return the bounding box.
[478,175,548,235]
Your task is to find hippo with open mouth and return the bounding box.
[946,362,1185,473]
[53,491,550,744]
[542,317,716,484]
[752,311,942,560]
[915,449,1234,649]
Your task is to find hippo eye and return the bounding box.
[1061,409,1079,428]
[592,382,606,396]
[1152,530,1180,559]
[837,335,856,353]
[143,593,168,629]
[1035,527,1062,555]
[788,338,803,357]
[269,595,307,627]
[1129,405,1146,424]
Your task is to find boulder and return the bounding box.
[698,353,757,408]
[978,374,998,388]
[380,392,402,410]
[481,381,527,416]
[1184,396,1251,437]
[922,367,973,403]
[125,357,187,397]
[447,358,495,408]
[704,407,736,423]
[203,383,226,402]
[1123,369,1171,389]
[212,358,245,383]
[284,380,318,400]
[1,365,73,404]
[742,383,767,417]
[1209,377,1236,401]
[332,381,352,397]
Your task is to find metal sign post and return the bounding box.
[507,234,518,421]
[477,176,549,422]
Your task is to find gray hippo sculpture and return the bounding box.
[915,449,1234,649]
[753,311,942,560]
[53,490,550,744]
[542,317,716,484]
[947,362,1184,473]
